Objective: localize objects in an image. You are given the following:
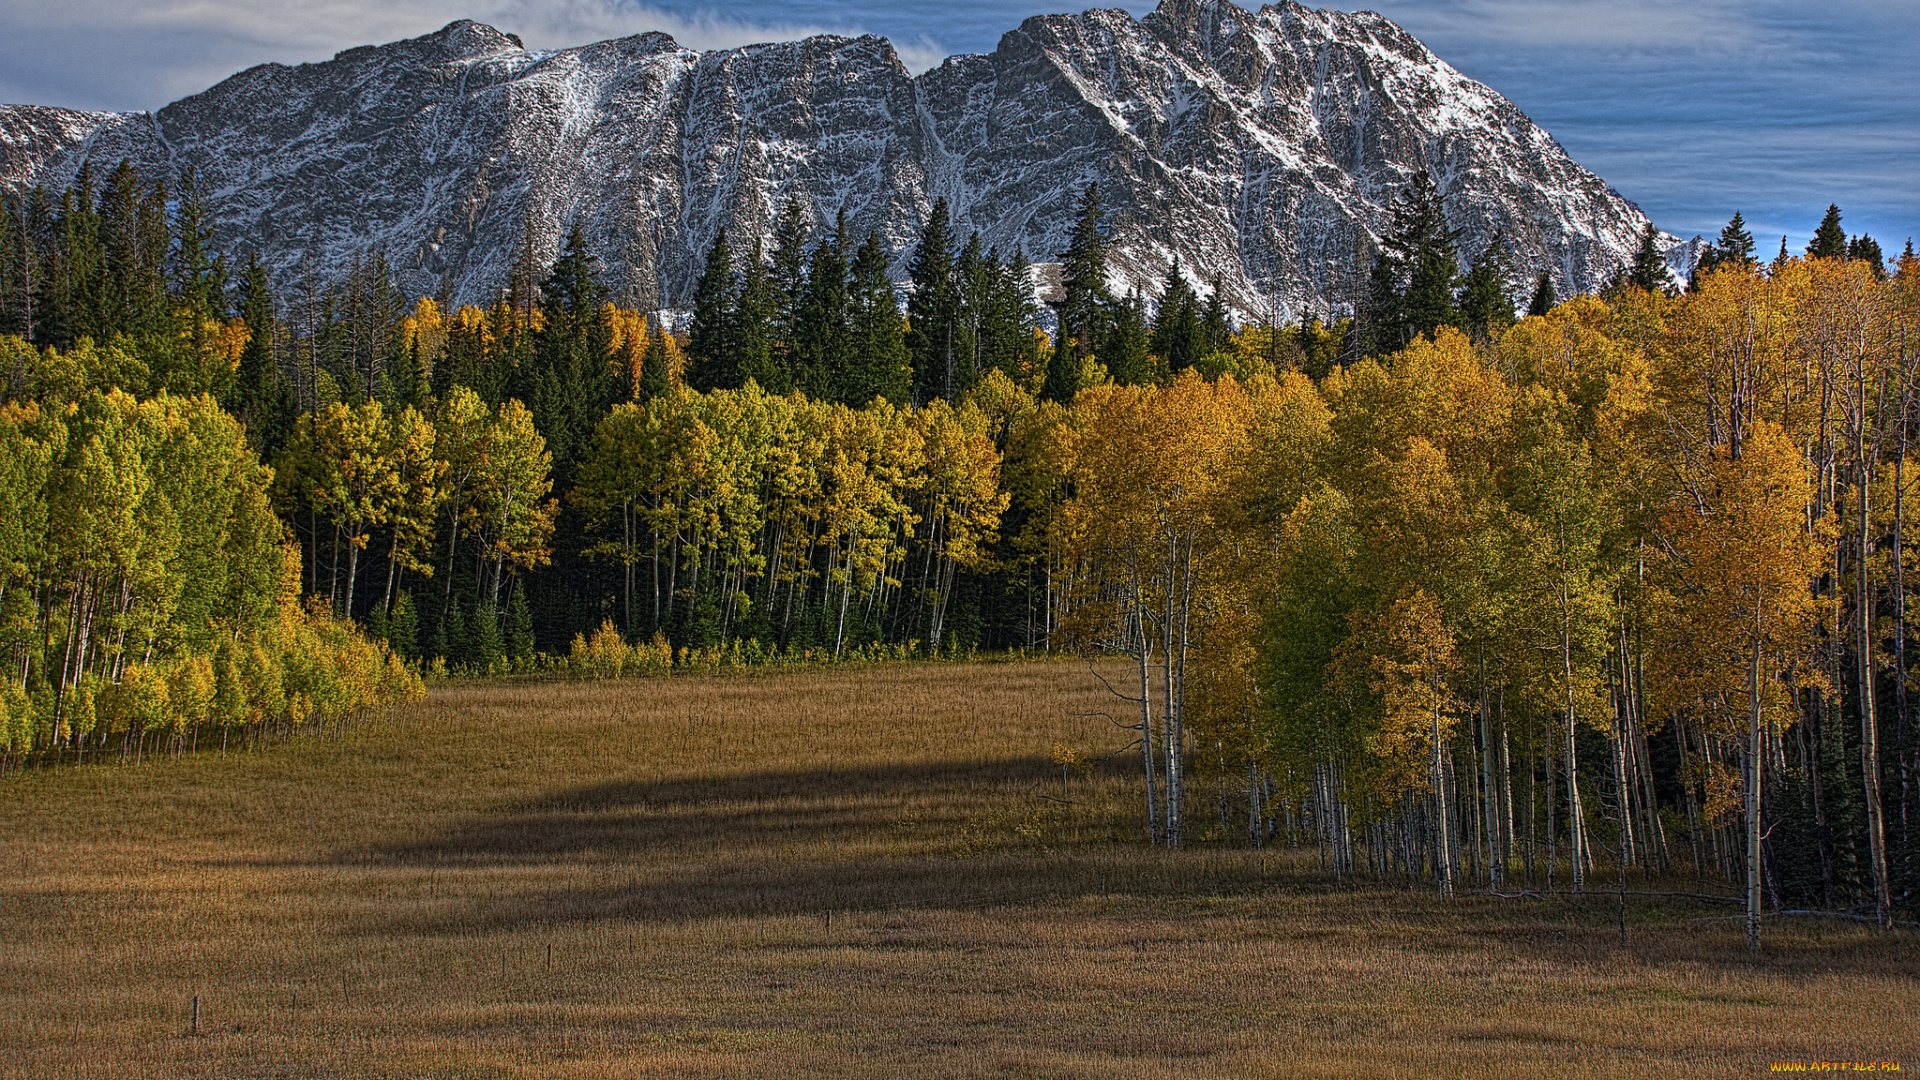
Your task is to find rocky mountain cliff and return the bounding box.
[0,0,1668,318]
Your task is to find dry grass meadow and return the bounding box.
[2,658,1916,1079]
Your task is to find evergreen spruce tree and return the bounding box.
[1807,204,1847,260]
[1525,271,1556,317]
[844,232,911,405]
[444,595,471,669]
[1456,235,1515,341]
[472,598,504,673]
[638,318,672,401]
[953,233,991,398]
[0,198,21,339]
[231,252,290,453]
[1101,290,1154,385]
[731,239,784,392]
[1717,210,1757,267]
[389,590,420,661]
[686,228,736,391]
[1387,172,1459,342]
[1055,184,1109,369]
[983,248,1039,382]
[1354,248,1402,358]
[1774,235,1792,272]
[1847,234,1886,279]
[1199,283,1230,357]
[530,226,615,488]
[768,197,812,377]
[1627,222,1670,293]
[1149,258,1201,374]
[906,198,958,404]
[793,209,851,401]
[507,585,535,668]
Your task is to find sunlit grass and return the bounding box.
[2,659,1915,1078]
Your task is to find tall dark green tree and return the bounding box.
[686,228,736,391]
[1807,204,1847,260]
[1199,283,1230,358]
[1054,184,1109,372]
[953,233,993,398]
[731,239,784,392]
[1847,234,1886,278]
[528,226,615,488]
[1150,259,1201,375]
[1389,172,1460,342]
[1456,235,1515,341]
[230,252,291,453]
[907,198,959,404]
[982,248,1039,382]
[638,318,672,401]
[768,197,812,376]
[794,210,851,401]
[1526,271,1557,317]
[844,232,911,406]
[1626,222,1670,293]
[1353,245,1402,359]
[1717,210,1757,268]
[1102,290,1155,385]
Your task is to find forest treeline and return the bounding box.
[4,164,1918,939]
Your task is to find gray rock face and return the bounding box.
[0,0,1664,318]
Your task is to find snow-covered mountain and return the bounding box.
[0,0,1668,317]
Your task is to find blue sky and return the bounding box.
[1,0,1913,252]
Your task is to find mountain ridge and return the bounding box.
[0,0,1673,318]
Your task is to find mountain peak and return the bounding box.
[0,6,1656,317]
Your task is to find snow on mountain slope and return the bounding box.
[0,0,1667,318]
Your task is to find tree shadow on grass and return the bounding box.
[332,755,1288,934]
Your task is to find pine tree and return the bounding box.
[983,248,1039,383]
[1456,235,1515,341]
[906,198,958,404]
[1355,248,1403,358]
[1774,235,1791,271]
[686,228,736,391]
[1102,291,1155,385]
[1847,234,1885,279]
[1388,172,1460,342]
[529,226,615,488]
[793,209,851,401]
[1807,204,1847,260]
[1150,259,1201,375]
[231,252,290,453]
[953,233,992,398]
[1056,184,1109,369]
[1199,283,1230,357]
[1526,271,1557,317]
[1717,210,1757,267]
[1626,222,1669,293]
[844,232,911,405]
[637,318,672,401]
[389,589,420,660]
[507,584,535,668]
[731,240,784,392]
[768,197,812,376]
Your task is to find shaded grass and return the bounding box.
[2,659,1916,1078]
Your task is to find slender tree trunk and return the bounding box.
[1432,668,1453,899]
[1136,587,1160,846]
[1747,644,1764,951]
[1858,473,1894,929]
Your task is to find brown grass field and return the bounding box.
[1,658,1915,1079]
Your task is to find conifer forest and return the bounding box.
[3,163,1919,942]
